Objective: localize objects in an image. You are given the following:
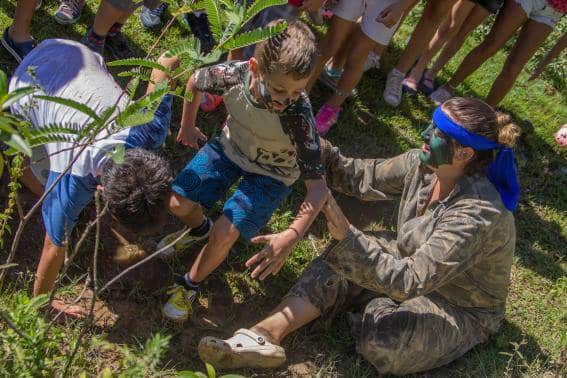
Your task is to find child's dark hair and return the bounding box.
[442,97,521,174]
[101,148,172,234]
[254,20,317,79]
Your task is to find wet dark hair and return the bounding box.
[101,148,172,234]
[442,97,521,174]
[255,20,317,79]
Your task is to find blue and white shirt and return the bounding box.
[9,39,171,246]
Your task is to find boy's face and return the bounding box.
[250,58,309,112]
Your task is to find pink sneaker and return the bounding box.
[200,92,223,112]
[315,104,341,136]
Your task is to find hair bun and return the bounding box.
[496,111,521,147]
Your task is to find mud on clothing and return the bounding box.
[192,60,324,186]
[9,39,172,246]
[173,60,324,239]
[285,142,516,375]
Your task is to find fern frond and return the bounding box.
[127,77,141,100]
[35,95,101,124]
[242,0,287,27]
[107,58,171,75]
[1,86,36,110]
[0,70,7,96]
[114,83,169,130]
[202,0,222,42]
[220,21,287,50]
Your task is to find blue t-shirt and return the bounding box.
[10,39,171,246]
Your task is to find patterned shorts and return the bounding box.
[172,138,292,240]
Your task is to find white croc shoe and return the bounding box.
[198,328,286,369]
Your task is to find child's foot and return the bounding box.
[1,27,36,63]
[315,104,341,136]
[157,218,212,259]
[363,51,381,72]
[105,31,134,60]
[162,282,198,322]
[429,85,455,106]
[80,28,104,55]
[418,70,436,95]
[383,68,405,107]
[200,92,223,112]
[54,0,85,25]
[140,2,168,29]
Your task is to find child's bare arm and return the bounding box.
[178,74,207,149]
[246,178,329,281]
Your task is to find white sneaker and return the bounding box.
[429,86,455,105]
[364,52,381,72]
[383,68,405,107]
[156,218,212,259]
[199,328,286,369]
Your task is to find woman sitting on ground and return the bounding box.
[197,97,521,375]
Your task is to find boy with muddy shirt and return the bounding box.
[158,20,329,322]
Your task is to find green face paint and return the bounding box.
[419,123,453,167]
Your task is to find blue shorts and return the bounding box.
[172,139,293,241]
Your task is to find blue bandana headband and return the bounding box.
[432,106,519,212]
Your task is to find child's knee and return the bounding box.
[208,217,240,248]
[169,193,197,216]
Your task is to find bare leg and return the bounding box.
[405,0,475,89]
[326,31,382,108]
[486,20,552,106]
[330,33,352,71]
[428,4,489,79]
[92,0,130,36]
[19,162,44,196]
[188,215,240,282]
[529,31,567,80]
[394,0,456,74]
[168,193,205,228]
[307,16,356,91]
[251,296,321,344]
[446,0,527,89]
[8,0,38,42]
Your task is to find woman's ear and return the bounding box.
[454,146,475,166]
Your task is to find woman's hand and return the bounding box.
[322,194,350,241]
[246,229,299,280]
[176,126,207,149]
[375,2,405,28]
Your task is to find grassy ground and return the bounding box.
[1,1,566,376]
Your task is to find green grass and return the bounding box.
[1,1,566,376]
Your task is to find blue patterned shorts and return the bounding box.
[172,139,292,240]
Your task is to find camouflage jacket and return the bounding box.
[321,143,516,326]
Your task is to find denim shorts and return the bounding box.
[172,139,293,240]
